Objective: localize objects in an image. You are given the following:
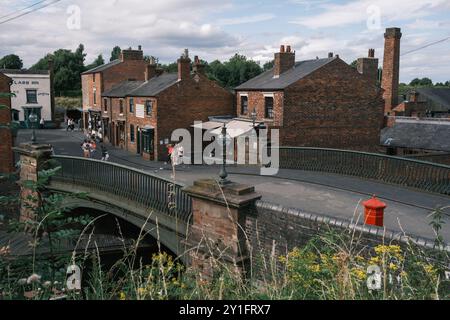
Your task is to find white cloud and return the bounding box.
[290,0,450,29]
[216,13,275,26]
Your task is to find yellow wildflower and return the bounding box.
[389,263,398,271]
[119,292,126,300]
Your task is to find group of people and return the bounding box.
[81,138,109,161]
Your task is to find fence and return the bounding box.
[50,156,192,222]
[279,147,450,195]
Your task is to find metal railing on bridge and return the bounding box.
[279,147,450,195]
[50,156,192,222]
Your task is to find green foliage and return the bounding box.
[0,54,23,69]
[410,77,434,86]
[85,54,105,71]
[30,44,86,94]
[206,54,263,89]
[110,46,121,62]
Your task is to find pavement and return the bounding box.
[15,128,450,242]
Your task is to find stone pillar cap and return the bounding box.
[184,179,261,208]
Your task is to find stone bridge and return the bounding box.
[14,143,450,275]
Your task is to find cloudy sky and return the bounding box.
[0,0,449,83]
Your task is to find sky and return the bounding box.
[0,0,449,83]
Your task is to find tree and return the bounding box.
[207,54,263,89]
[85,54,105,71]
[350,60,358,69]
[31,44,86,94]
[263,60,274,71]
[445,81,449,87]
[110,46,121,61]
[0,54,23,69]
[409,77,433,86]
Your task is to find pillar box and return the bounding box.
[13,143,53,228]
[363,196,386,227]
[183,179,261,279]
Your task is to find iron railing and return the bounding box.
[50,156,192,222]
[278,147,450,195]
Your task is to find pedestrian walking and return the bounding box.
[167,144,174,165]
[101,144,109,161]
[81,140,90,158]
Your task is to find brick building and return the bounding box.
[0,71,14,174]
[81,46,148,132]
[233,45,385,151]
[102,52,234,161]
[393,88,450,118]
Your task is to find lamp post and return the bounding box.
[29,111,38,144]
[217,123,231,185]
[251,109,257,128]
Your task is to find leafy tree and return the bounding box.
[31,44,86,94]
[409,77,433,87]
[85,54,105,71]
[350,60,358,69]
[160,62,178,73]
[445,81,449,87]
[0,54,23,69]
[110,46,121,62]
[263,60,274,71]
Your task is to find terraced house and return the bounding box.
[81,46,148,133]
[102,51,234,161]
[233,44,386,152]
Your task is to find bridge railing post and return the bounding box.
[13,143,53,229]
[183,179,261,279]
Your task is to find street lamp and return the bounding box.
[251,109,257,128]
[217,123,232,185]
[29,112,38,144]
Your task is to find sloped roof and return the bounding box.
[235,57,336,90]
[0,68,49,75]
[102,80,144,98]
[415,88,450,110]
[380,120,450,152]
[130,73,179,97]
[81,59,121,75]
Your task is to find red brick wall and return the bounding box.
[282,58,384,151]
[0,73,14,173]
[381,28,402,114]
[156,74,234,161]
[82,58,148,128]
[235,91,284,129]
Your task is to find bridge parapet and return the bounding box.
[279,147,450,195]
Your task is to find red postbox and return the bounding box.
[363,196,386,227]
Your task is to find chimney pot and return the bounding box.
[286,45,291,53]
[368,48,375,58]
[328,52,333,58]
[274,45,295,77]
[280,45,285,53]
[138,45,142,51]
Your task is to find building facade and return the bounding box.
[0,71,14,174]
[102,52,234,161]
[0,69,52,128]
[81,46,148,133]
[234,45,385,152]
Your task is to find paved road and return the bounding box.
[15,129,450,242]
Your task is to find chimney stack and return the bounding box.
[193,55,206,75]
[382,27,402,114]
[328,52,334,58]
[357,48,379,84]
[120,46,144,62]
[145,57,157,81]
[178,49,191,81]
[274,44,295,78]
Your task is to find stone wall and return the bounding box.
[245,200,448,261]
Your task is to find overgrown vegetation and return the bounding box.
[1,167,449,300]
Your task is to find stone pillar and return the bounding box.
[183,179,261,278]
[13,143,53,226]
